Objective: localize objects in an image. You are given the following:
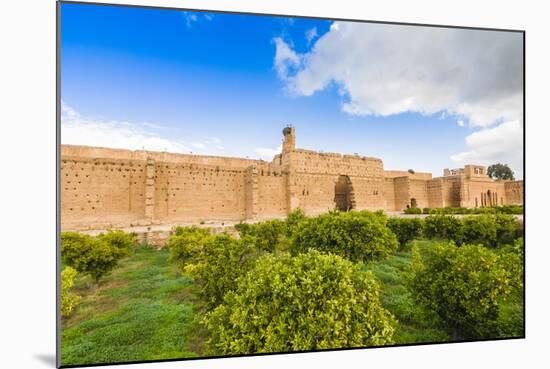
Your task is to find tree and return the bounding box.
[408,242,513,339]
[166,226,211,269]
[205,251,396,355]
[181,233,263,309]
[291,211,399,262]
[487,163,515,180]
[387,217,424,249]
[61,266,81,317]
[61,231,137,282]
[424,215,463,241]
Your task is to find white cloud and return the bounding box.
[273,38,301,80]
[305,27,318,44]
[274,22,523,176]
[182,12,213,28]
[451,120,523,178]
[254,145,282,161]
[275,22,523,128]
[190,142,207,150]
[182,12,198,28]
[61,102,223,155]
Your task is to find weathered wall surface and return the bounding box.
[383,178,396,211]
[393,177,410,211]
[153,163,247,223]
[409,179,429,209]
[461,180,506,208]
[61,155,149,230]
[505,181,524,205]
[61,137,524,231]
[61,145,263,230]
[284,150,386,214]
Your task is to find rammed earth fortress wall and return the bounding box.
[61,128,524,231]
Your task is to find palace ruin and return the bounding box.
[61,126,524,232]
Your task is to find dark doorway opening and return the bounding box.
[334,175,355,211]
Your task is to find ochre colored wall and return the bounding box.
[152,163,247,223]
[505,181,524,205]
[61,156,148,230]
[60,142,524,231]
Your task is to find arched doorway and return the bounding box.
[334,175,355,211]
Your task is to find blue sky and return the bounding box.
[60,3,524,178]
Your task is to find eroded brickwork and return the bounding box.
[61,128,524,231]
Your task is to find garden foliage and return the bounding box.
[408,242,514,339]
[387,217,424,249]
[291,211,399,262]
[61,230,137,282]
[205,251,396,354]
[61,266,81,317]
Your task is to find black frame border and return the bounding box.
[55,1,526,368]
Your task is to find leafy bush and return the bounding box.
[61,231,137,282]
[205,251,396,354]
[498,237,524,290]
[425,206,522,215]
[234,219,287,252]
[285,208,307,236]
[408,242,513,339]
[424,215,463,241]
[404,207,422,214]
[291,211,399,262]
[61,266,81,317]
[460,215,498,247]
[495,214,522,246]
[387,217,424,249]
[97,230,138,259]
[184,234,262,309]
[166,226,211,269]
[497,205,523,215]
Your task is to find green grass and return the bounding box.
[61,245,208,366]
[62,240,524,365]
[364,241,450,344]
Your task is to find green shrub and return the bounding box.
[291,211,399,262]
[387,217,424,249]
[408,242,513,339]
[424,215,462,241]
[422,208,432,214]
[61,266,81,317]
[185,234,262,309]
[404,207,422,214]
[234,219,287,252]
[426,205,523,215]
[205,251,396,354]
[166,226,211,269]
[61,231,136,282]
[285,208,307,236]
[461,215,498,247]
[496,205,523,215]
[495,214,522,246]
[96,230,137,259]
[498,237,524,290]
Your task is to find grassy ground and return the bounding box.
[364,241,450,344]
[62,240,523,365]
[61,245,208,366]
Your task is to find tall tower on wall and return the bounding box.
[282,125,295,153]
